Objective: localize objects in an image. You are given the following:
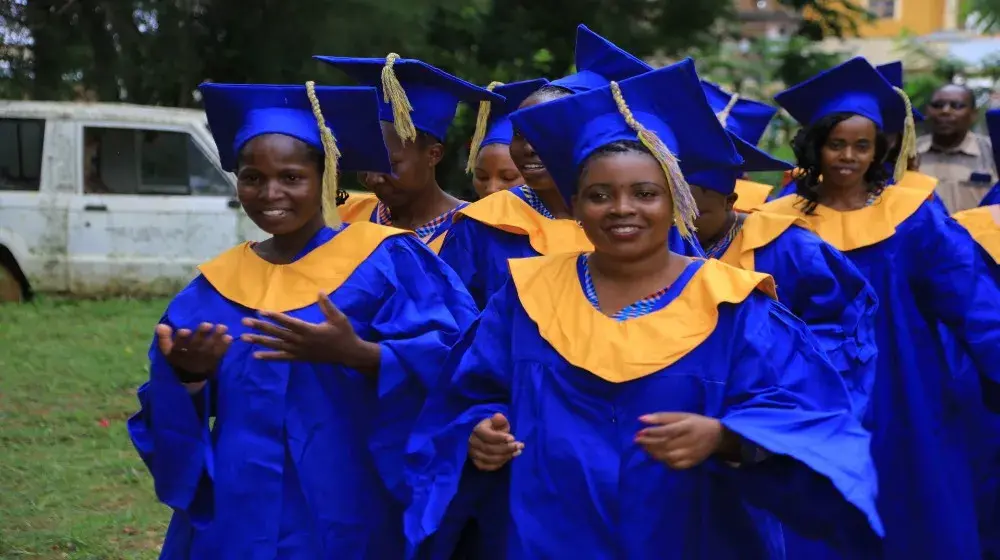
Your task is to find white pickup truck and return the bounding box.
[0,101,269,302]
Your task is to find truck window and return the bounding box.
[0,118,45,191]
[83,126,232,196]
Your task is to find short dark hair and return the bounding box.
[932,83,977,109]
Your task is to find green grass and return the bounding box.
[0,297,170,559]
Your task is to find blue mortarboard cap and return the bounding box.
[509,58,742,211]
[549,25,653,93]
[199,83,391,175]
[876,61,904,89]
[774,57,908,133]
[314,55,504,142]
[701,80,778,146]
[686,132,793,195]
[876,61,924,122]
[480,78,550,148]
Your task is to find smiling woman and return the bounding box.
[127,82,478,559]
[404,58,883,560]
[766,56,1000,560]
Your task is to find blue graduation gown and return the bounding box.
[951,205,1000,559]
[440,186,703,310]
[406,255,883,560]
[763,188,1000,559]
[719,212,878,418]
[128,223,478,559]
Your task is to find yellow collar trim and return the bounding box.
[760,186,930,251]
[894,171,938,198]
[456,190,594,255]
[719,212,807,271]
[510,254,776,383]
[953,205,1000,264]
[198,222,407,313]
[734,179,773,213]
[337,192,379,224]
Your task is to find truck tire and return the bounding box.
[0,262,23,303]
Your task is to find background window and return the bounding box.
[0,118,45,191]
[869,0,896,18]
[83,126,231,196]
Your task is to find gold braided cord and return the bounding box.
[381,53,417,144]
[715,92,740,128]
[892,86,917,183]
[609,81,699,239]
[305,80,343,226]
[466,81,505,173]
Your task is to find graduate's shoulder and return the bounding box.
[181,223,419,315]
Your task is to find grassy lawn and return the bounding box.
[0,298,170,559]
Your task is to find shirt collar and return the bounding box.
[917,131,982,157]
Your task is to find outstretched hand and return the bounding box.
[155,322,232,386]
[241,293,378,371]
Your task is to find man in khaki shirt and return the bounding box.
[917,84,997,213]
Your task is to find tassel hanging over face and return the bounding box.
[610,81,699,239]
[305,80,344,226]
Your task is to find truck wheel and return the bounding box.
[0,263,24,303]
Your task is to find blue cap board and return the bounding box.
[774,57,909,134]
[549,24,654,94]
[199,83,391,175]
[480,78,550,148]
[509,57,744,206]
[314,55,504,142]
[876,61,925,122]
[701,80,778,147]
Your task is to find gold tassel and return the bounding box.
[465,81,504,173]
[305,80,343,227]
[610,81,699,239]
[892,86,917,184]
[381,53,417,144]
[715,92,740,128]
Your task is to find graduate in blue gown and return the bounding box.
[317,54,503,253]
[128,82,479,559]
[771,61,932,203]
[440,25,700,310]
[406,58,883,560]
[763,57,1000,560]
[689,99,878,419]
[466,80,549,199]
[952,201,1000,560]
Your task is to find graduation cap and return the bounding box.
[549,24,654,94]
[701,80,778,147]
[199,82,392,225]
[465,78,549,172]
[509,57,743,239]
[314,54,505,144]
[876,61,925,122]
[774,56,917,182]
[686,132,793,196]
